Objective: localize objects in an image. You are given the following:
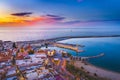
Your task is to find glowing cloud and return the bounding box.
[0,12,65,27]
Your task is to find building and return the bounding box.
[3,41,13,50]
[0,40,3,51]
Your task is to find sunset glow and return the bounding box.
[0,0,120,28]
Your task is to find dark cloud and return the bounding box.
[46,14,60,17]
[61,19,120,25]
[46,14,65,21]
[11,12,32,17]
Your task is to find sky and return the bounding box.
[0,0,120,28]
[0,0,120,41]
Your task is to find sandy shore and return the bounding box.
[74,61,120,80]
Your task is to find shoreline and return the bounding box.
[85,60,120,74]
[74,61,120,80]
[3,35,120,42]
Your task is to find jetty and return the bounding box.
[71,53,104,61]
[49,42,84,52]
[55,42,85,47]
[81,53,104,60]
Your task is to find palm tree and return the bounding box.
[75,73,81,80]
[44,42,48,48]
[28,49,34,55]
[13,42,17,49]
[1,70,7,80]
[11,55,16,66]
[16,66,26,80]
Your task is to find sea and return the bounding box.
[58,37,120,73]
[42,37,120,73]
[0,28,120,41]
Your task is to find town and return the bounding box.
[0,40,109,80]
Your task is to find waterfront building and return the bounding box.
[3,41,13,50]
[0,40,3,51]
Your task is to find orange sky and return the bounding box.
[0,14,58,27]
[0,3,60,27]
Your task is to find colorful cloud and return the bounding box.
[0,12,120,27]
[0,13,66,27]
[11,12,32,17]
[0,0,120,28]
[46,14,65,20]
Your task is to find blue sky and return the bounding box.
[0,0,120,28]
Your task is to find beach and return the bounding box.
[74,61,120,80]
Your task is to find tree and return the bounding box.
[94,73,97,77]
[45,43,48,48]
[76,74,81,80]
[1,71,7,80]
[13,42,17,49]
[62,52,66,57]
[67,53,72,57]
[81,66,84,70]
[11,55,16,66]
[28,49,34,55]
[16,66,26,80]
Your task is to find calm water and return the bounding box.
[43,37,120,73]
[1,28,120,41]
